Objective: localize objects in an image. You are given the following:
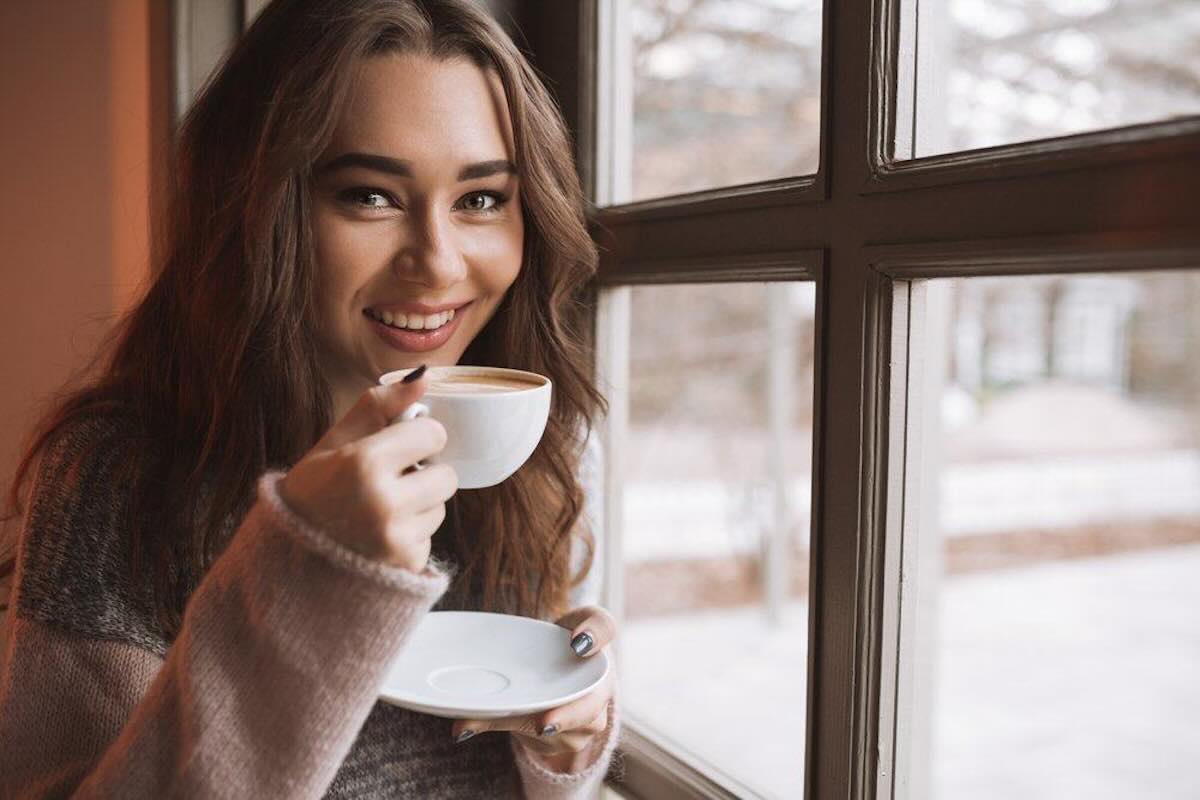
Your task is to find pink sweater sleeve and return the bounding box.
[1,472,449,798]
[511,700,622,800]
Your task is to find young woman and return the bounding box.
[0,0,618,796]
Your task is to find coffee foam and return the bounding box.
[426,375,540,395]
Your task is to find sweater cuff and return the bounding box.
[511,700,621,799]
[257,471,451,595]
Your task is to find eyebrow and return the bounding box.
[320,152,517,181]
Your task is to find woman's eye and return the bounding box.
[340,188,394,209]
[457,191,504,213]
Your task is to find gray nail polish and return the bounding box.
[540,724,558,737]
[570,631,594,657]
[456,730,476,743]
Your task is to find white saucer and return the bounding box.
[380,611,610,719]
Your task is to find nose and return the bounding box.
[392,207,467,289]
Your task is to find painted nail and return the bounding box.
[456,729,476,743]
[570,631,594,657]
[540,724,558,737]
[401,364,428,383]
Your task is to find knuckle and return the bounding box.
[584,605,614,630]
[362,445,389,476]
[421,418,448,452]
[363,484,393,524]
[435,464,459,496]
[389,517,425,548]
[346,445,378,483]
[415,505,445,538]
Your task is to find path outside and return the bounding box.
[620,543,1200,800]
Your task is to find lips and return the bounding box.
[364,302,468,353]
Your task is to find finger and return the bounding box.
[538,707,612,754]
[451,713,542,742]
[555,605,616,658]
[361,418,450,477]
[386,503,446,548]
[392,463,458,509]
[318,368,429,450]
[535,679,613,739]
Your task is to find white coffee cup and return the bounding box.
[378,365,552,489]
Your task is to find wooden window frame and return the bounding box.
[513,1,1200,799]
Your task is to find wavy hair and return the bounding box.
[2,0,605,634]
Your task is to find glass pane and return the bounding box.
[621,282,816,799]
[904,0,1200,157]
[620,0,822,203]
[903,271,1200,799]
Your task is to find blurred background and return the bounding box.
[0,0,170,533]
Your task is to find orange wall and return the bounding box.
[0,0,166,515]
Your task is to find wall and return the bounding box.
[0,0,167,527]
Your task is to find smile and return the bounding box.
[363,302,470,353]
[364,306,455,332]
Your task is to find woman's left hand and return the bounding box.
[450,605,617,773]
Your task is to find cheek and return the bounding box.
[475,219,524,294]
[312,211,384,317]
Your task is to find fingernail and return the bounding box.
[401,364,427,384]
[570,631,594,657]
[540,724,558,737]
[456,729,476,743]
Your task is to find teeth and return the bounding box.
[369,307,457,331]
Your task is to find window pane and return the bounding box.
[621,282,815,798]
[619,0,822,203]
[903,271,1200,799]
[903,0,1200,158]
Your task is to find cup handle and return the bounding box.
[398,402,430,474]
[399,402,430,422]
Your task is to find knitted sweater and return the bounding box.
[0,415,619,798]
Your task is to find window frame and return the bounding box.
[513,1,1200,799]
[871,241,1200,799]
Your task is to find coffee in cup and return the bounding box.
[378,366,552,489]
[424,373,543,395]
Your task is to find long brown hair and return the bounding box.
[2,0,604,635]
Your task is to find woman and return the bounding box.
[0,0,618,796]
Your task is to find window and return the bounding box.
[627,0,822,200]
[898,0,1200,158]
[893,272,1200,799]
[508,0,1200,798]
[506,1,1200,800]
[615,281,816,799]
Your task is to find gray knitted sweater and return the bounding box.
[0,415,618,798]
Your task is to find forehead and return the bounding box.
[329,52,515,164]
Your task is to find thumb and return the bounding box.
[318,365,429,451]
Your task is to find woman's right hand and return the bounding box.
[277,371,457,573]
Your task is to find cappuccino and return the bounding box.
[426,375,541,395]
[379,365,552,488]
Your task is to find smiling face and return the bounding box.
[310,52,524,418]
